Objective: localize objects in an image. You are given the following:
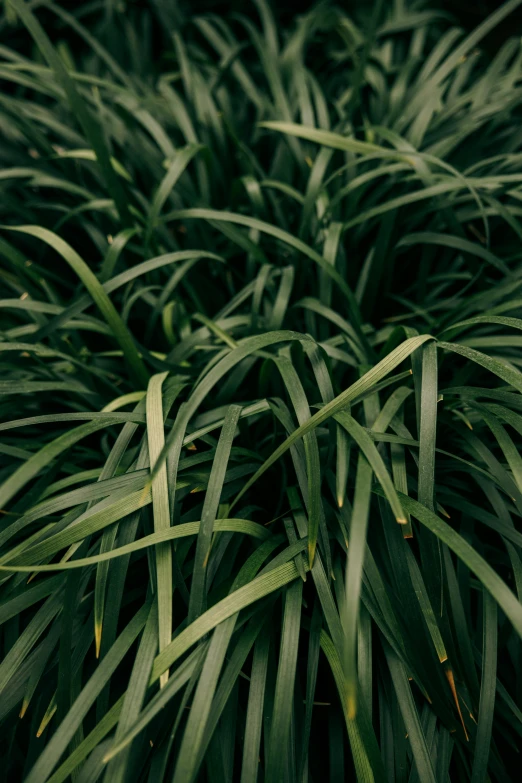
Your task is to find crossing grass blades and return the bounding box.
[1,0,522,780]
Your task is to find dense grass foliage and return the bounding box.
[1,0,522,780]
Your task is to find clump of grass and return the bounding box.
[1,0,522,780]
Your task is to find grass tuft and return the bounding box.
[1,1,522,780]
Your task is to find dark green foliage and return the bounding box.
[1,1,522,780]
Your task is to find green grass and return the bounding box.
[1,0,522,780]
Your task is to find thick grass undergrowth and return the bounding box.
[1,0,522,780]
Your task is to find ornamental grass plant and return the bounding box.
[1,0,522,780]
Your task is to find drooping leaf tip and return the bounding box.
[445,666,469,741]
[94,622,102,659]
